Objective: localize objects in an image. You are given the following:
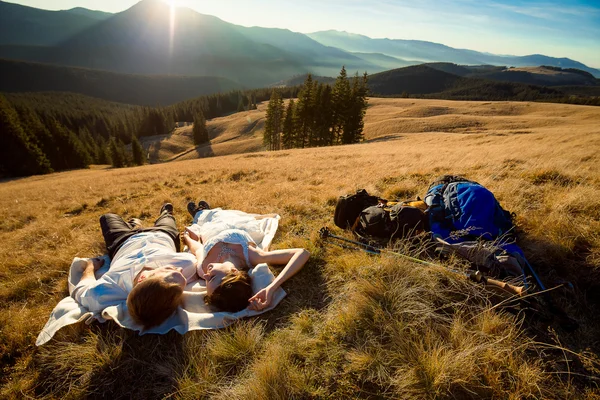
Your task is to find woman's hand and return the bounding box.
[184,227,200,241]
[248,285,275,311]
[183,228,201,249]
[91,257,105,271]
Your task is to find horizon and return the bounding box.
[4,0,600,69]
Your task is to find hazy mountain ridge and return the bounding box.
[0,1,104,46]
[0,58,242,106]
[65,7,112,20]
[0,0,598,90]
[308,30,600,78]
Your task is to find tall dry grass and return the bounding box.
[1,99,599,399]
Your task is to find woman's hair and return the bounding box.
[127,278,184,329]
[204,270,252,312]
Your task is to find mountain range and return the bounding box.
[1,0,598,89]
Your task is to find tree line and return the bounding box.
[263,67,368,151]
[1,86,301,177]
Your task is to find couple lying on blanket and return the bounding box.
[72,201,309,330]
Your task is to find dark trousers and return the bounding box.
[100,212,181,259]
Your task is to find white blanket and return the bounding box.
[36,209,283,346]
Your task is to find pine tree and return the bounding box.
[109,137,127,168]
[295,74,315,148]
[47,119,91,170]
[281,99,296,149]
[131,136,145,165]
[263,90,284,151]
[314,84,334,146]
[342,72,368,144]
[332,66,351,145]
[237,93,245,112]
[96,136,112,165]
[193,111,209,145]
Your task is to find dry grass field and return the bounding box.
[1,98,599,399]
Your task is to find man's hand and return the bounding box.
[82,257,104,281]
[248,286,274,311]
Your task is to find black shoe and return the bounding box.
[197,200,210,210]
[160,203,174,215]
[128,218,142,230]
[187,201,197,217]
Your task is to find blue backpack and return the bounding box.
[424,176,515,243]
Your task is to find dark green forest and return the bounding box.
[1,86,300,177]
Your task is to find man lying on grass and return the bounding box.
[72,203,309,330]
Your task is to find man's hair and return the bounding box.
[127,278,184,329]
[204,270,252,313]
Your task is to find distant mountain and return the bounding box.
[65,7,112,21]
[0,0,309,86]
[0,1,104,46]
[365,64,585,104]
[425,63,598,87]
[0,58,242,106]
[232,25,383,76]
[368,65,463,95]
[1,0,598,89]
[308,30,600,78]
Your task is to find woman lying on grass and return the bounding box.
[184,200,310,312]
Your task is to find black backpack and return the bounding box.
[357,203,426,243]
[334,189,380,230]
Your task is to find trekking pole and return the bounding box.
[319,227,437,267]
[319,227,525,297]
[520,255,546,291]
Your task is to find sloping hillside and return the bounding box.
[142,104,268,162]
[144,97,600,162]
[368,65,463,95]
[0,59,242,106]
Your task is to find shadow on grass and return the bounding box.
[516,235,600,386]
[259,256,330,334]
[34,324,190,400]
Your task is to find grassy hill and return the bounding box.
[423,63,599,87]
[0,59,242,106]
[368,65,464,95]
[135,97,600,162]
[1,98,599,398]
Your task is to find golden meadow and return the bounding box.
[1,98,599,399]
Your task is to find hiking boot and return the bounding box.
[197,200,210,210]
[187,201,198,217]
[128,218,143,230]
[187,200,210,217]
[160,203,174,215]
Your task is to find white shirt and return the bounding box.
[71,232,197,312]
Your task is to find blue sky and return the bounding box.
[9,0,600,68]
